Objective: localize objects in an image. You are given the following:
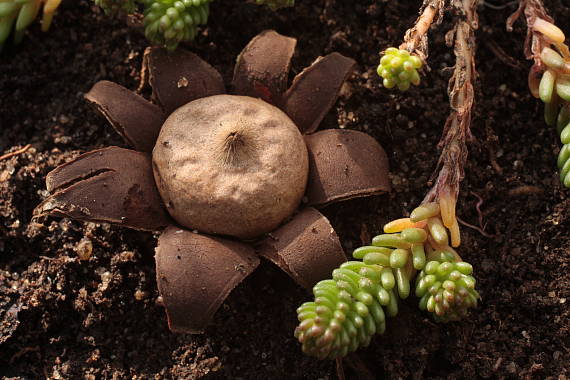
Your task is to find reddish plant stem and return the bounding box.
[399,0,445,61]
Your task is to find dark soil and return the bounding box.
[1,0,569,378]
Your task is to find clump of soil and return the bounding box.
[0,0,569,379]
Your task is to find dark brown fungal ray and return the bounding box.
[256,208,346,289]
[146,47,226,114]
[282,53,356,134]
[155,226,259,333]
[304,129,391,206]
[85,81,165,152]
[232,30,297,105]
[34,147,170,231]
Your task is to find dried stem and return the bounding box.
[423,0,478,244]
[399,0,446,61]
[506,0,555,66]
[506,0,568,98]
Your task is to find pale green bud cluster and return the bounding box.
[415,254,479,322]
[538,46,570,188]
[93,0,137,14]
[143,0,211,51]
[377,47,422,91]
[255,0,294,10]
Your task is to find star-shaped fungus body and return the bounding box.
[34,30,392,333]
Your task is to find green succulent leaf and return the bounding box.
[143,0,212,51]
[415,259,479,322]
[295,262,395,359]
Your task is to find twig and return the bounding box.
[507,185,544,196]
[0,144,31,161]
[335,357,346,380]
[399,0,445,61]
[137,47,151,94]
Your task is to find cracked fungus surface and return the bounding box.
[152,94,309,239]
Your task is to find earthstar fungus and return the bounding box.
[34,30,392,333]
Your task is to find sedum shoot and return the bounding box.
[509,1,570,187]
[376,0,443,92]
[0,0,62,51]
[415,255,478,322]
[298,0,481,361]
[377,47,422,91]
[295,203,479,359]
[91,0,296,50]
[533,23,570,187]
[142,0,212,51]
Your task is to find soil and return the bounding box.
[1,0,569,378]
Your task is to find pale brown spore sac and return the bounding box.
[152,94,309,239]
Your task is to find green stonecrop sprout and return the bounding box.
[509,1,570,187]
[377,47,422,91]
[295,203,479,359]
[91,0,295,50]
[531,24,570,187]
[0,0,62,51]
[376,0,441,92]
[298,0,481,360]
[143,0,211,51]
[534,27,570,187]
[415,254,478,322]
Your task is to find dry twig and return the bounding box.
[0,144,31,161]
[399,0,445,61]
[423,0,479,245]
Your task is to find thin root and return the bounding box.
[336,357,346,380]
[470,191,485,231]
[0,144,31,161]
[457,216,495,238]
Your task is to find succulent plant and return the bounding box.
[377,47,422,91]
[0,0,62,51]
[143,0,211,51]
[295,202,479,359]
[295,262,397,359]
[510,4,570,188]
[415,255,479,322]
